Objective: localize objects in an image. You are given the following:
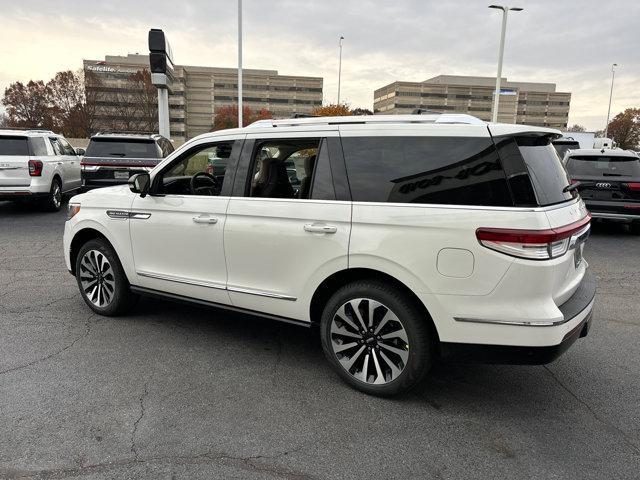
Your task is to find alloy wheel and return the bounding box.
[52,183,61,209]
[79,250,116,308]
[330,298,409,385]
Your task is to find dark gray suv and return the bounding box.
[81,133,174,190]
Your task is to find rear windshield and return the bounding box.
[85,139,159,158]
[516,137,574,206]
[566,155,640,177]
[553,141,580,160]
[0,136,29,156]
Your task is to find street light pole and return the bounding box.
[337,36,344,105]
[489,5,522,123]
[238,0,243,128]
[604,63,618,138]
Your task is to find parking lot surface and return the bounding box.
[1,200,639,480]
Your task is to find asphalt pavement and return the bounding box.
[0,199,639,479]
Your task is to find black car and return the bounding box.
[81,133,174,190]
[565,149,640,233]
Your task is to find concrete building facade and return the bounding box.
[84,54,323,142]
[373,75,571,129]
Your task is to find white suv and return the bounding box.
[0,129,83,211]
[63,114,596,396]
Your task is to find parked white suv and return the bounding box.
[0,129,83,211]
[63,114,596,396]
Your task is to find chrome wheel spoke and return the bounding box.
[379,342,409,364]
[355,353,369,382]
[378,350,402,381]
[371,350,386,384]
[333,341,359,353]
[349,299,368,331]
[338,345,366,371]
[334,304,359,332]
[331,322,361,339]
[380,327,409,343]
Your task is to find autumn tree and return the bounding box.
[311,104,351,117]
[606,108,640,150]
[351,107,373,116]
[0,112,7,127]
[47,70,88,137]
[212,105,273,130]
[2,80,55,129]
[567,124,586,132]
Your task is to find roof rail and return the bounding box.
[0,127,54,133]
[246,113,485,129]
[412,108,442,115]
[94,130,159,136]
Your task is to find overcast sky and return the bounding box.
[0,0,637,130]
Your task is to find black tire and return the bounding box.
[629,221,640,235]
[320,280,432,396]
[41,177,63,212]
[75,238,138,316]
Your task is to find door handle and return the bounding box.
[193,215,218,224]
[304,223,337,234]
[57,161,64,165]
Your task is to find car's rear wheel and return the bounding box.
[320,280,432,396]
[41,178,62,212]
[75,239,137,316]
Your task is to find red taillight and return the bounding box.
[624,182,640,191]
[28,159,43,177]
[476,215,591,260]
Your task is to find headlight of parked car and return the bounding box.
[67,204,81,221]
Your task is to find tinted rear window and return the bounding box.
[566,155,640,177]
[29,137,48,156]
[0,136,29,155]
[516,137,574,206]
[341,136,512,206]
[85,139,159,158]
[553,141,580,160]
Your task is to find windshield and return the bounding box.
[0,136,29,156]
[85,139,159,158]
[567,155,640,177]
[516,136,575,206]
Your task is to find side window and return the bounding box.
[57,137,77,156]
[49,138,63,156]
[163,139,175,156]
[157,141,234,196]
[310,139,336,200]
[249,138,320,199]
[28,137,48,156]
[340,136,513,206]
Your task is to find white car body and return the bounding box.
[0,129,82,204]
[63,114,595,375]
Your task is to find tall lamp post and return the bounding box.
[337,36,344,105]
[238,0,243,128]
[489,5,522,123]
[604,63,618,138]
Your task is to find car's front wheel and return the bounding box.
[320,280,432,396]
[75,238,137,316]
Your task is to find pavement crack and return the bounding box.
[544,366,640,455]
[130,387,149,459]
[0,313,95,377]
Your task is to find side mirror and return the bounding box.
[129,173,151,198]
[76,147,86,156]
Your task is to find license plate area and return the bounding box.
[114,171,130,179]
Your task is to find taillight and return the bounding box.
[28,159,43,177]
[476,215,591,260]
[624,182,640,191]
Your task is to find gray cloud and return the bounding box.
[1,0,638,129]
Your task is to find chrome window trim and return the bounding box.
[227,285,297,301]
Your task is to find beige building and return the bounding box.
[84,54,323,142]
[374,75,571,129]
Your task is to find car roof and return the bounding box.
[0,128,58,138]
[566,148,638,157]
[90,133,163,141]
[185,114,561,146]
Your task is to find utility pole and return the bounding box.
[604,63,618,138]
[238,0,243,128]
[337,36,344,105]
[489,5,523,123]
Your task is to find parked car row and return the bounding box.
[0,128,173,211]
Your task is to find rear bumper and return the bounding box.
[584,200,640,222]
[440,269,596,365]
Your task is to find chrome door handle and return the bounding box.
[57,161,64,165]
[304,223,337,234]
[193,215,218,224]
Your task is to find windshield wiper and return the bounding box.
[563,181,596,193]
[603,172,622,177]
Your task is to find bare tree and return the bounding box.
[128,69,158,133]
